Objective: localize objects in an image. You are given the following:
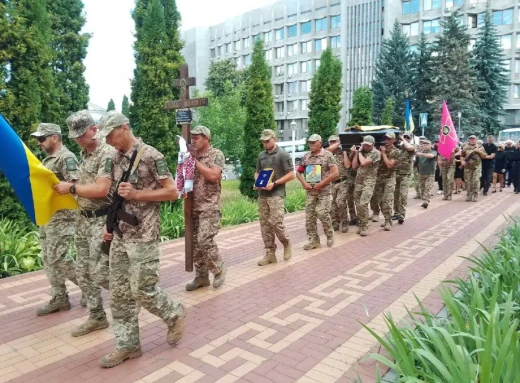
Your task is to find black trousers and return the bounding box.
[481,164,494,193]
[512,162,520,192]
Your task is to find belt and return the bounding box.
[80,207,109,219]
[333,177,347,184]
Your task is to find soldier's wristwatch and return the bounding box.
[69,184,76,195]
[273,181,277,187]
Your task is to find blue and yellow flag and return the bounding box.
[0,114,78,226]
[404,98,415,133]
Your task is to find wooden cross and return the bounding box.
[164,64,208,272]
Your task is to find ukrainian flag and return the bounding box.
[0,114,78,226]
[404,98,415,133]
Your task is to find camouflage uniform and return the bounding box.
[417,149,438,204]
[393,144,415,219]
[413,144,423,198]
[438,151,456,199]
[108,138,184,352]
[462,144,485,201]
[371,146,399,224]
[346,166,358,223]
[330,150,349,231]
[301,148,337,245]
[354,148,381,233]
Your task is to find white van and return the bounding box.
[277,139,308,166]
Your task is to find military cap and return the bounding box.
[328,135,340,142]
[423,139,432,144]
[419,136,426,141]
[362,135,375,144]
[31,123,61,137]
[308,134,322,142]
[469,134,477,139]
[385,132,396,139]
[99,111,130,138]
[67,110,95,138]
[191,125,211,139]
[259,129,276,141]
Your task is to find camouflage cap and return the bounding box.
[469,134,477,139]
[99,111,130,138]
[191,125,211,139]
[423,139,432,144]
[385,132,396,139]
[328,135,340,142]
[67,110,95,138]
[308,133,322,142]
[362,135,375,144]
[31,123,61,137]
[259,129,276,141]
[419,136,426,141]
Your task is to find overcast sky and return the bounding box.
[82,0,278,111]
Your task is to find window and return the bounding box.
[275,65,284,76]
[331,36,341,48]
[253,34,260,43]
[315,59,321,70]
[301,99,308,111]
[424,19,441,34]
[301,41,312,54]
[469,13,485,28]
[301,61,311,73]
[493,9,513,25]
[287,24,297,38]
[516,60,520,74]
[315,38,327,52]
[316,17,327,32]
[275,28,284,41]
[287,43,297,57]
[331,15,340,29]
[514,85,520,99]
[217,46,222,56]
[402,22,419,37]
[275,83,284,95]
[470,0,486,3]
[301,21,311,35]
[243,37,250,49]
[423,0,441,11]
[499,34,512,50]
[287,82,297,94]
[287,100,297,112]
[265,49,272,61]
[234,40,240,50]
[226,43,231,53]
[275,47,284,58]
[287,63,297,76]
[301,80,311,92]
[263,31,271,43]
[276,102,284,112]
[402,0,419,14]
[210,48,215,58]
[244,54,251,66]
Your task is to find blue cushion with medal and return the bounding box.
[255,168,275,188]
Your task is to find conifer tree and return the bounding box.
[411,33,435,136]
[122,95,130,117]
[372,20,414,126]
[347,87,373,127]
[381,97,395,125]
[107,99,116,111]
[239,40,274,199]
[205,59,244,97]
[308,48,342,140]
[472,7,509,135]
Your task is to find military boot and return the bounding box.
[258,250,277,266]
[472,195,478,202]
[213,263,227,288]
[371,213,379,222]
[447,195,452,201]
[186,276,210,291]
[303,241,320,250]
[326,235,334,247]
[442,196,447,201]
[359,227,369,236]
[100,348,142,368]
[341,223,349,233]
[71,315,109,337]
[167,304,186,345]
[36,294,71,316]
[382,221,392,231]
[333,224,340,231]
[283,242,292,261]
[357,226,362,235]
[466,196,472,202]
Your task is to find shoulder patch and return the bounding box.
[65,157,78,171]
[156,159,169,176]
[104,158,112,173]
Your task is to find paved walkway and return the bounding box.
[0,189,519,383]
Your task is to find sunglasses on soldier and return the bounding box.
[36,135,51,143]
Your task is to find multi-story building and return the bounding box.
[182,0,520,140]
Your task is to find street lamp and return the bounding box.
[457,112,462,139]
[290,120,297,172]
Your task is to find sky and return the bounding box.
[82,0,278,112]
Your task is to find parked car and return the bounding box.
[277,140,308,166]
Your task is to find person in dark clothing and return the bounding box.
[433,140,443,194]
[510,142,520,194]
[492,144,506,193]
[481,135,497,195]
[504,140,515,187]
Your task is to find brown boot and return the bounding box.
[303,241,320,250]
[382,222,392,231]
[167,304,186,345]
[36,295,71,316]
[100,348,142,368]
[213,263,227,288]
[186,277,210,291]
[283,242,292,261]
[371,214,379,222]
[71,315,109,337]
[258,250,277,266]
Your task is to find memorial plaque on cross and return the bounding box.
[164,64,208,272]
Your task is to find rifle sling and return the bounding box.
[131,145,147,175]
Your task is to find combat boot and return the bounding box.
[397,216,405,224]
[421,202,429,209]
[213,263,227,288]
[447,195,452,201]
[341,223,349,233]
[186,276,210,291]
[442,196,447,201]
[100,348,142,368]
[167,304,186,345]
[382,221,392,231]
[283,242,292,261]
[326,235,334,247]
[258,250,277,266]
[349,217,359,225]
[71,315,109,337]
[472,195,478,202]
[333,224,340,231]
[36,294,71,316]
[371,213,379,222]
[466,196,472,202]
[303,241,320,250]
[359,227,368,236]
[357,226,362,235]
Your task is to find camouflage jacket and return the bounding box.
[355,148,381,185]
[462,144,485,169]
[301,148,337,196]
[438,150,457,168]
[194,146,225,212]
[377,146,400,179]
[395,144,415,175]
[332,150,349,179]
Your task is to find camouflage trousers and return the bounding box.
[331,181,349,228]
[109,238,184,350]
[346,179,357,221]
[354,181,376,229]
[370,177,396,222]
[258,196,289,251]
[419,174,435,203]
[305,193,332,243]
[39,212,78,297]
[193,210,223,279]
[413,167,421,197]
[393,173,411,218]
[441,166,455,198]
[465,167,481,199]
[76,214,109,320]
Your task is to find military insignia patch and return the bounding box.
[104,158,112,173]
[156,159,168,176]
[442,125,450,135]
[65,157,77,171]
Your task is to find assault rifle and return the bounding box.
[101,149,140,255]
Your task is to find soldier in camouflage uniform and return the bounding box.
[296,134,339,249]
[413,136,426,199]
[326,135,351,233]
[31,123,81,316]
[461,135,487,202]
[54,110,115,337]
[393,133,415,224]
[370,133,400,231]
[97,111,185,368]
[346,163,358,225]
[438,146,458,201]
[416,140,438,208]
[185,126,227,291]
[352,136,381,236]
[255,129,295,267]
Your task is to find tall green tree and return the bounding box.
[372,20,414,126]
[107,98,115,111]
[205,59,245,97]
[381,97,395,125]
[411,33,435,136]
[472,7,510,135]
[240,40,274,199]
[121,95,130,117]
[130,0,184,169]
[431,11,482,136]
[347,87,373,126]
[308,47,342,140]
